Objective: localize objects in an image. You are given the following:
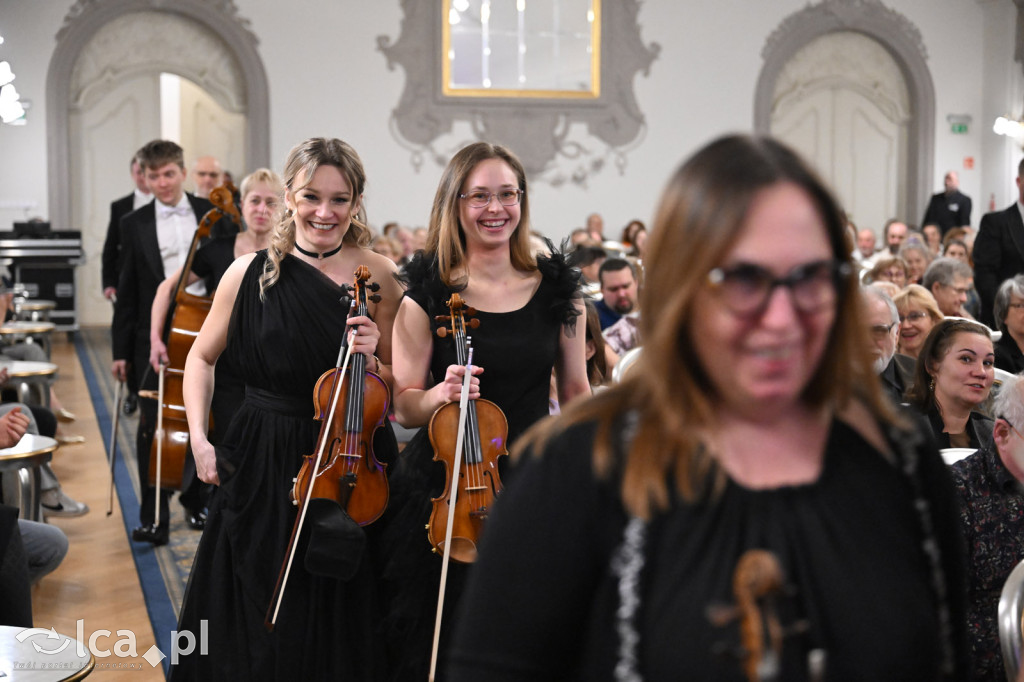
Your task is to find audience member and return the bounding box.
[923,257,975,318]
[907,318,994,450]
[101,151,152,301]
[923,223,943,255]
[568,245,606,296]
[585,212,604,243]
[923,170,972,235]
[900,241,933,285]
[582,300,609,388]
[864,256,908,288]
[190,155,223,199]
[593,258,638,330]
[371,235,403,264]
[973,158,1024,327]
[111,139,217,546]
[411,226,428,253]
[855,227,877,262]
[569,228,594,248]
[893,284,943,360]
[993,275,1024,373]
[619,220,645,251]
[950,372,1024,681]
[945,239,970,262]
[863,286,915,403]
[882,218,909,256]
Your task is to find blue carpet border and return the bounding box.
[74,332,174,674]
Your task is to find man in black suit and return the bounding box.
[922,170,972,235]
[102,151,153,416]
[111,140,213,545]
[101,152,152,301]
[973,158,1024,327]
[864,285,916,403]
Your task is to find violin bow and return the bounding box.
[106,380,123,516]
[266,317,358,630]
[428,347,474,682]
[154,363,165,528]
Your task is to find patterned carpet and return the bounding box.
[74,327,200,639]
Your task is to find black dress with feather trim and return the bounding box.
[378,248,580,681]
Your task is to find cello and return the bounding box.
[265,265,390,629]
[148,184,240,505]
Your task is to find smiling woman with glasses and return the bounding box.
[893,283,944,360]
[993,275,1024,373]
[445,135,968,681]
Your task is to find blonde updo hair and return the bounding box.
[260,138,371,297]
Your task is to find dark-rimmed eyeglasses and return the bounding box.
[458,189,524,208]
[706,260,851,317]
[870,323,897,340]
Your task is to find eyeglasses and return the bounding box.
[899,311,930,323]
[706,260,850,317]
[942,283,971,296]
[458,188,524,208]
[1001,416,1024,441]
[880,270,906,279]
[870,323,897,339]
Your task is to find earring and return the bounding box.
[929,378,935,392]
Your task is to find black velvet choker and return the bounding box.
[294,241,342,260]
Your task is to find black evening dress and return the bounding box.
[171,251,394,681]
[447,417,970,681]
[378,251,579,681]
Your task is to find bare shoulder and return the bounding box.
[359,248,403,294]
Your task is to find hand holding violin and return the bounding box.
[436,364,482,404]
[345,309,380,359]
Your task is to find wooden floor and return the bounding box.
[28,334,163,680]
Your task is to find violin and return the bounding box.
[149,183,239,509]
[289,265,390,524]
[426,293,508,564]
[265,265,390,630]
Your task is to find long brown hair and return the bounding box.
[524,134,895,519]
[260,138,371,296]
[426,142,536,288]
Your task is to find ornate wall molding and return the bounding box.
[754,0,935,221]
[46,0,269,228]
[377,0,659,186]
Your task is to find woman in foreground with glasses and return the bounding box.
[381,141,590,679]
[894,283,944,360]
[907,318,995,451]
[446,135,968,680]
[993,275,1024,373]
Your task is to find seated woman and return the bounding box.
[899,242,933,286]
[893,284,943,360]
[864,255,908,288]
[907,318,995,451]
[447,135,968,680]
[993,274,1024,373]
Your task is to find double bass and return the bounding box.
[265,265,390,629]
[148,184,240,500]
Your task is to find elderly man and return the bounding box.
[922,170,972,235]
[923,257,975,318]
[951,372,1024,681]
[855,228,877,263]
[190,155,223,199]
[863,286,915,402]
[882,219,908,256]
[974,158,1024,327]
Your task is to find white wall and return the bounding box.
[0,0,1020,323]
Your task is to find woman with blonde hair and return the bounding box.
[382,141,589,679]
[893,283,944,360]
[173,138,403,680]
[447,135,967,680]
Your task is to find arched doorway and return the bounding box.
[46,0,268,325]
[754,0,934,231]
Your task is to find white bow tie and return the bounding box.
[158,204,191,219]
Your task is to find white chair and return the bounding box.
[939,448,975,466]
[944,316,1002,343]
[612,346,641,383]
[999,558,1024,682]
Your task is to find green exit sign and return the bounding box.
[951,123,968,134]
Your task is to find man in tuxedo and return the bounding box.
[973,158,1024,327]
[111,139,213,546]
[922,170,972,235]
[102,151,153,416]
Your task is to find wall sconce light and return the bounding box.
[994,116,1024,139]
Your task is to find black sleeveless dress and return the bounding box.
[171,251,396,681]
[378,251,580,680]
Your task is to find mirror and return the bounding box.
[443,0,600,98]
